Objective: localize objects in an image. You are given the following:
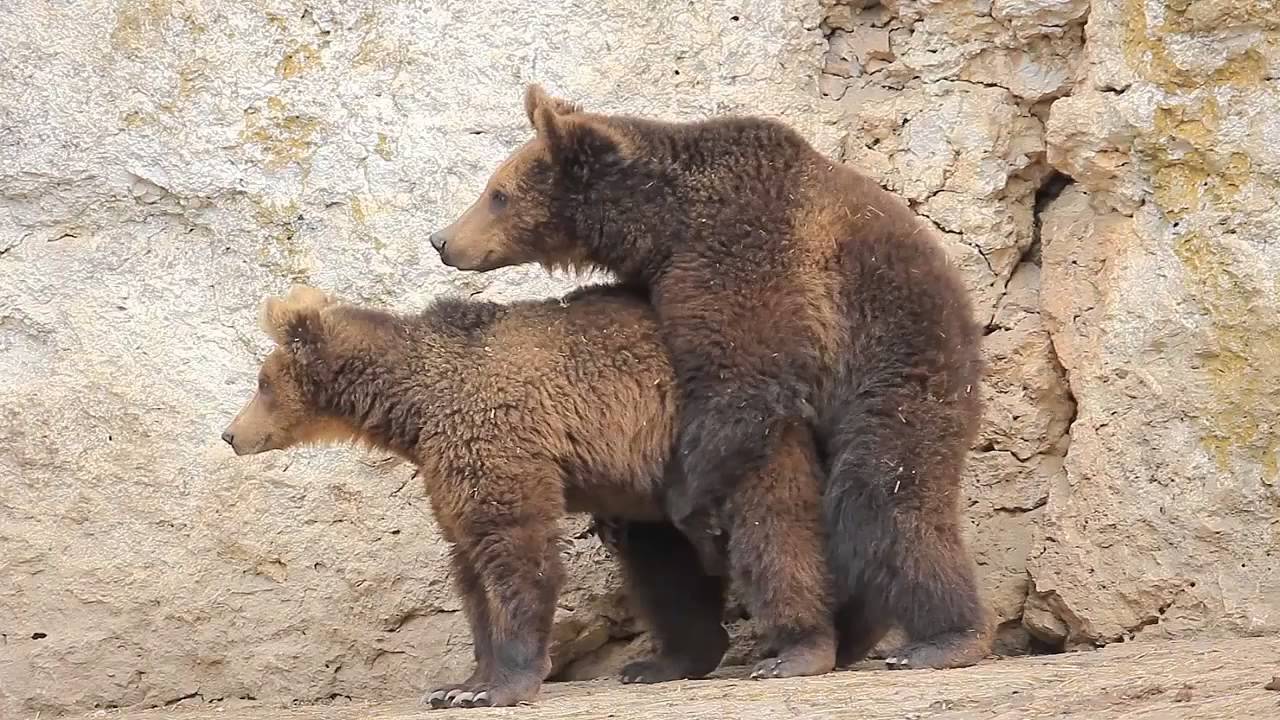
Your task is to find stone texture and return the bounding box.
[1025,0,1280,649]
[3,0,1279,716]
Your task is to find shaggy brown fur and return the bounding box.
[428,84,992,671]
[222,284,832,709]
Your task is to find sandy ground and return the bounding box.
[69,637,1280,720]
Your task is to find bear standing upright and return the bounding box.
[429,85,991,670]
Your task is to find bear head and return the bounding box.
[222,285,337,456]
[429,84,636,274]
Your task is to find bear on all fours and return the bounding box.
[222,284,833,708]
[429,85,992,673]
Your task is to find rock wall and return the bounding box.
[1,0,1276,716]
[820,0,1279,649]
[1029,0,1280,646]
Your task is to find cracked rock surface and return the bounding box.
[2,0,1278,715]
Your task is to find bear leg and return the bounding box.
[833,593,890,668]
[880,525,991,670]
[615,521,730,684]
[662,367,812,540]
[726,421,837,680]
[822,383,990,672]
[422,544,494,708]
[443,513,564,708]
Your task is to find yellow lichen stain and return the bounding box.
[1173,232,1280,480]
[349,195,388,251]
[159,60,208,110]
[350,195,373,224]
[1214,153,1253,200]
[1146,100,1251,219]
[354,35,391,68]
[353,11,382,66]
[1154,99,1219,145]
[1150,159,1206,218]
[111,0,173,55]
[265,13,289,33]
[353,11,414,70]
[240,98,321,173]
[1150,150,1251,219]
[1179,1,1280,32]
[1130,2,1280,480]
[278,44,320,79]
[374,133,394,160]
[120,110,154,128]
[251,198,311,283]
[251,198,299,227]
[1123,0,1271,89]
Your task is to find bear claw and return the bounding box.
[749,645,835,679]
[431,679,539,709]
[750,658,784,679]
[620,657,697,684]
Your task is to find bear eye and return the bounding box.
[490,188,509,210]
[258,376,272,394]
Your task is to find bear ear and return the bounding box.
[282,284,335,311]
[523,84,580,126]
[534,107,629,181]
[257,284,332,349]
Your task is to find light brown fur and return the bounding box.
[223,283,831,708]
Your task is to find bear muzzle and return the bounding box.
[221,428,252,456]
[429,230,449,253]
[221,427,272,456]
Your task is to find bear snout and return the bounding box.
[429,230,449,253]
[221,428,261,456]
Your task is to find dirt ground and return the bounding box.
[72,637,1280,720]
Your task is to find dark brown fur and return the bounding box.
[429,85,992,671]
[222,283,832,708]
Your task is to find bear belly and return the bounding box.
[562,482,666,522]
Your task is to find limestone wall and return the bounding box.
[2,0,1276,715]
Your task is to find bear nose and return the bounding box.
[429,231,448,252]
[221,430,235,446]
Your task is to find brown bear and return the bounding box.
[221,284,833,709]
[427,85,992,671]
